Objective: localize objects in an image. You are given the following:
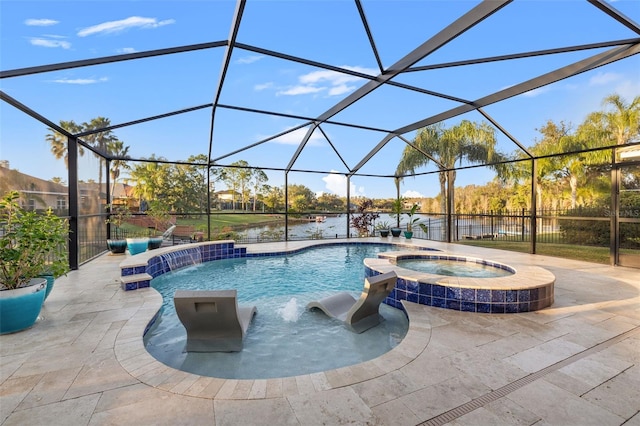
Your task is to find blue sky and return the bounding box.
[1,0,639,200]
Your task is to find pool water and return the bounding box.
[144,244,410,379]
[396,258,513,278]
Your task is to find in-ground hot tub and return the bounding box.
[365,251,555,313]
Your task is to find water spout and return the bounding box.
[160,247,202,271]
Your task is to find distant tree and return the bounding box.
[50,177,66,185]
[262,185,284,212]
[250,168,268,211]
[317,193,345,211]
[46,120,84,167]
[129,155,172,211]
[219,160,252,210]
[287,184,316,211]
[171,161,208,214]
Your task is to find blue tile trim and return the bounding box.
[121,241,434,292]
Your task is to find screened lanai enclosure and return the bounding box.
[1,0,639,270]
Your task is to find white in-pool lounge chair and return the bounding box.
[307,271,397,333]
[173,289,257,352]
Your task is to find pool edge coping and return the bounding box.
[114,290,432,400]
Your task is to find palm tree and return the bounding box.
[108,140,131,201]
[45,120,84,167]
[396,120,506,213]
[83,117,116,192]
[599,94,640,146]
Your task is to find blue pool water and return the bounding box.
[144,244,410,379]
[396,258,513,278]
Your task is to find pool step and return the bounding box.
[120,273,152,291]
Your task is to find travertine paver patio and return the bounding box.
[1,238,639,426]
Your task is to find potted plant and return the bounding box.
[105,203,131,254]
[403,203,422,239]
[390,197,403,237]
[0,191,69,334]
[375,221,390,238]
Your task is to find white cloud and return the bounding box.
[236,55,263,65]
[117,47,136,54]
[402,190,424,198]
[254,82,274,91]
[322,172,365,197]
[589,71,620,86]
[30,38,71,49]
[77,16,175,37]
[277,85,324,96]
[521,86,551,98]
[277,65,377,97]
[271,127,324,146]
[328,84,356,96]
[25,18,58,26]
[50,77,109,85]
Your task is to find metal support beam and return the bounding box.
[530,159,538,254]
[284,172,289,241]
[207,0,246,173]
[68,137,79,270]
[447,170,454,243]
[610,149,620,265]
[346,175,351,238]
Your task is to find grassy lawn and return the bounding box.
[457,240,612,264]
[177,213,284,231]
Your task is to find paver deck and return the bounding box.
[1,238,639,425]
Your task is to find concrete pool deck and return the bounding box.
[1,238,639,425]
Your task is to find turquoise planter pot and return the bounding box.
[39,274,55,301]
[107,239,127,254]
[148,237,163,250]
[0,278,46,334]
[127,238,149,256]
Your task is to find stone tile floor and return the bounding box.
[1,239,639,425]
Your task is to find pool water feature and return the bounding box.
[396,258,513,278]
[144,244,410,379]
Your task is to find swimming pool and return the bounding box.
[144,244,411,379]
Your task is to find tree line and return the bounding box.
[46,93,639,215]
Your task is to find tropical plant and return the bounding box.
[350,198,379,236]
[0,191,69,290]
[105,203,131,239]
[146,200,171,234]
[403,203,422,232]
[390,196,404,228]
[375,221,390,231]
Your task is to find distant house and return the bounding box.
[0,162,142,214]
[109,182,139,211]
[0,162,69,213]
[214,189,241,210]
